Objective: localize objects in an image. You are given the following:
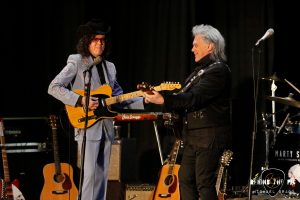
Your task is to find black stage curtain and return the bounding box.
[1,0,299,190]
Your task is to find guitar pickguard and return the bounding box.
[0,180,25,200]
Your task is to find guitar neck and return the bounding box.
[0,120,11,183]
[167,139,181,175]
[49,115,62,175]
[104,85,165,106]
[105,90,144,106]
[222,168,228,194]
[52,128,62,175]
[216,166,224,194]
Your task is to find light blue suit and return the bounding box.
[48,54,143,200]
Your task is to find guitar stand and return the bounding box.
[116,112,166,166]
[153,121,164,165]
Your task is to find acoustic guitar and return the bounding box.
[0,119,25,200]
[151,139,183,200]
[40,115,78,200]
[216,149,233,200]
[65,82,181,129]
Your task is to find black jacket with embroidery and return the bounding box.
[163,54,231,129]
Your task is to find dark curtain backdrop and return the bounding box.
[1,0,298,191]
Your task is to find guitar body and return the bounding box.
[0,179,25,200]
[65,84,115,129]
[40,163,78,200]
[152,164,180,200]
[218,192,226,200]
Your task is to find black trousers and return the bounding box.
[178,126,231,200]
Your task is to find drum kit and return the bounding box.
[258,73,300,197]
[263,74,300,136]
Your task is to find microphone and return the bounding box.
[93,56,102,65]
[84,56,102,72]
[255,28,274,46]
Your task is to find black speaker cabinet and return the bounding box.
[107,181,124,200]
[108,138,137,182]
[2,152,52,200]
[1,117,52,199]
[125,184,155,200]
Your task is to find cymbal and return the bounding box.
[261,73,282,82]
[266,96,300,108]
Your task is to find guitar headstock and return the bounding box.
[137,82,182,92]
[49,115,58,129]
[153,82,181,91]
[178,139,184,148]
[175,139,184,148]
[220,150,233,167]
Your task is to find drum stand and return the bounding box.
[261,116,276,170]
[262,79,277,169]
[271,80,277,129]
[245,79,278,196]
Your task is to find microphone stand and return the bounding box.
[78,68,92,200]
[248,46,262,200]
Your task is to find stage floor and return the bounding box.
[228,195,300,200]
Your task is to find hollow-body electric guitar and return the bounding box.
[151,139,183,199]
[65,82,181,129]
[40,115,78,200]
[0,119,25,200]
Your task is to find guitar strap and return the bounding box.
[176,62,216,94]
[96,60,108,84]
[69,59,108,89]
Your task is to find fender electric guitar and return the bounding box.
[151,139,183,200]
[216,149,233,200]
[65,82,181,129]
[40,115,78,200]
[0,119,25,200]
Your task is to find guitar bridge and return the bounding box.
[52,190,67,194]
[158,193,171,198]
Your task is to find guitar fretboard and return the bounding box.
[49,115,62,175]
[105,91,143,105]
[0,120,11,183]
[104,84,181,106]
[167,140,181,175]
[216,166,224,194]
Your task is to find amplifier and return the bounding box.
[108,140,122,180]
[2,117,49,141]
[2,117,50,153]
[125,184,155,200]
[107,181,124,200]
[108,138,137,181]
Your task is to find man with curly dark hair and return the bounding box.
[48,18,143,200]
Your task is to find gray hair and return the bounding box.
[192,24,226,61]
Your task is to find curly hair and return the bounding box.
[76,33,111,58]
[76,34,94,57]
